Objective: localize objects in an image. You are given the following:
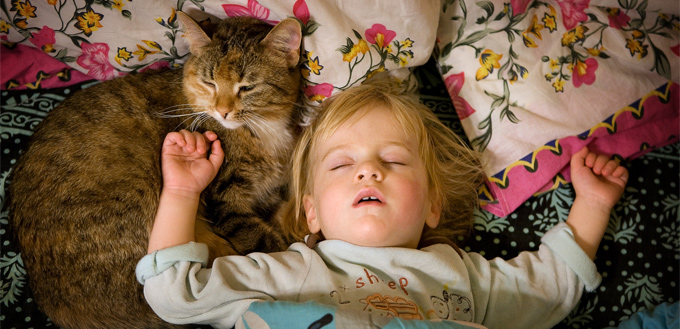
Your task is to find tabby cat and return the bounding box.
[8,13,302,329]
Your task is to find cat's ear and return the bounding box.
[178,11,212,55]
[261,18,302,68]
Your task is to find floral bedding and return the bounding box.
[437,0,679,216]
[2,0,678,216]
[1,1,679,328]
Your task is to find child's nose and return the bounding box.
[355,162,383,182]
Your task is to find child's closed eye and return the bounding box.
[330,164,350,171]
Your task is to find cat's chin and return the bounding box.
[218,119,244,130]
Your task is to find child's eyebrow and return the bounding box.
[320,144,350,162]
[320,141,413,162]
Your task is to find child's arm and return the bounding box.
[147,130,224,254]
[566,146,628,260]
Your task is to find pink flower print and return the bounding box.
[572,57,598,87]
[304,83,333,102]
[670,44,680,57]
[511,0,532,16]
[607,8,630,29]
[223,0,278,25]
[444,73,476,120]
[30,26,56,53]
[556,0,590,30]
[293,0,310,24]
[365,24,396,49]
[77,42,122,81]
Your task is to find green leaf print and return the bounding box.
[473,208,509,234]
[605,212,640,244]
[622,273,663,310]
[0,252,26,307]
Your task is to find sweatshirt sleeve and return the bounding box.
[134,242,313,329]
[464,222,599,329]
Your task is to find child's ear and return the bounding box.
[303,195,321,233]
[425,197,442,229]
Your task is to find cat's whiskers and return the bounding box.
[155,105,207,119]
[155,104,212,132]
[243,111,288,153]
[188,113,212,132]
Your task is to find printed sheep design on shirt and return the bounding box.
[429,290,473,321]
[360,293,423,320]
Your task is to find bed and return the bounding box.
[1,0,678,328]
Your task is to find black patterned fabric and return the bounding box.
[1,60,678,328]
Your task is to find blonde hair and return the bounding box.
[281,81,486,244]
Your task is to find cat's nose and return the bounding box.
[217,106,233,119]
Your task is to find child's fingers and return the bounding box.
[194,131,208,154]
[209,139,225,169]
[179,130,197,152]
[584,151,597,168]
[591,154,611,175]
[571,146,589,168]
[203,131,218,142]
[164,131,186,147]
[601,159,620,176]
[612,166,629,180]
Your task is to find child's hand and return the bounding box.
[161,130,224,195]
[570,146,629,211]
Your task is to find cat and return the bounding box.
[8,12,302,329]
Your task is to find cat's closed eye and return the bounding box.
[238,84,256,96]
[202,79,216,89]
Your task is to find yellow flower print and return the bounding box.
[542,6,557,32]
[0,20,10,33]
[399,55,408,67]
[112,0,125,11]
[386,44,393,54]
[475,49,503,81]
[573,26,587,39]
[47,0,57,5]
[11,0,37,19]
[366,65,386,80]
[626,38,648,59]
[115,47,132,65]
[343,40,368,63]
[561,32,577,46]
[574,60,587,76]
[14,18,27,29]
[401,38,413,48]
[75,8,104,37]
[587,47,604,56]
[308,55,323,75]
[549,58,559,70]
[374,34,386,49]
[509,65,529,84]
[342,47,357,62]
[357,38,369,54]
[631,30,644,39]
[143,40,162,51]
[552,79,565,92]
[83,9,104,28]
[133,41,161,61]
[561,25,588,46]
[522,15,544,48]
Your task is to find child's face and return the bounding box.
[303,105,440,248]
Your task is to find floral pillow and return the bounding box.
[436,0,679,217]
[1,0,439,99]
